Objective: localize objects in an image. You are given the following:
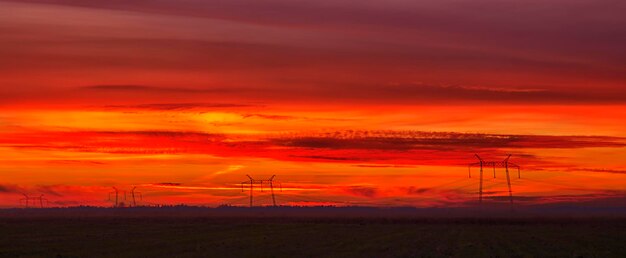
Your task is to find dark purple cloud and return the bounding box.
[343,186,379,198]
[0,184,65,197]
[271,131,626,150]
[1,0,624,103]
[152,183,182,186]
[5,0,624,57]
[0,184,23,194]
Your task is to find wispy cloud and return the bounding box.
[82,85,262,95]
[241,113,295,120]
[102,103,256,111]
[566,168,626,175]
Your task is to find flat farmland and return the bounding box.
[1,214,625,257]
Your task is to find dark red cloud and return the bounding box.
[82,84,626,104]
[2,130,624,168]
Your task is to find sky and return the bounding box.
[0,0,625,208]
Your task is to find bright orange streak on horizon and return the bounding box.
[1,105,625,208]
[143,184,323,192]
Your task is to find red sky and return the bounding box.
[0,0,625,208]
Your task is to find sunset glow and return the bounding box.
[1,0,625,208]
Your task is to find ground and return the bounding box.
[1,212,625,257]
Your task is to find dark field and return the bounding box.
[1,208,625,257]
